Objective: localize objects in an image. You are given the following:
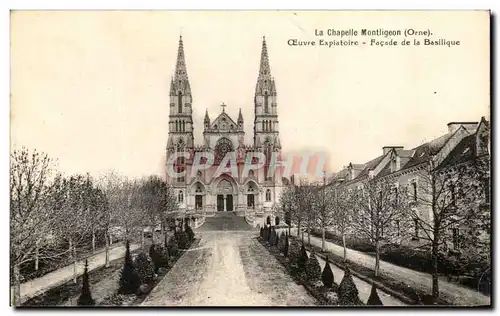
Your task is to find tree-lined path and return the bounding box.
[300,231,490,306]
[141,231,317,306]
[13,243,140,305]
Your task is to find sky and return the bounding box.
[10,11,490,179]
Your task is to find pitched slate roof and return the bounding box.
[355,155,385,178]
[400,133,452,170]
[439,134,476,168]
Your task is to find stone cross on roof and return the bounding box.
[221,102,227,112]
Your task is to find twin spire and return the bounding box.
[172,35,271,88]
[258,36,272,79]
[174,35,188,81]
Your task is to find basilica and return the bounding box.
[165,36,286,228]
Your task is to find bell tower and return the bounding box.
[253,37,281,150]
[167,35,194,152]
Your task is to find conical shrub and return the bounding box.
[168,237,179,258]
[185,222,195,241]
[297,243,309,272]
[306,250,321,281]
[367,284,383,305]
[338,266,360,305]
[77,260,95,306]
[321,256,334,288]
[149,244,160,273]
[289,239,301,263]
[134,252,156,284]
[283,234,289,257]
[279,231,286,251]
[118,240,141,294]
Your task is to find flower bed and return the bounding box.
[297,236,447,306]
[99,232,199,306]
[258,227,365,307]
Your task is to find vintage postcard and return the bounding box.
[10,10,491,307]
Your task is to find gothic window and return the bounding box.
[182,121,186,132]
[195,195,203,209]
[413,218,419,238]
[265,189,271,202]
[247,194,255,207]
[411,182,418,202]
[175,121,178,132]
[214,138,234,161]
[449,183,456,207]
[264,91,269,114]
[393,186,399,204]
[261,121,264,131]
[178,92,183,114]
[178,190,184,203]
[195,184,203,193]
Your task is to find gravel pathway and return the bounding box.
[141,231,317,306]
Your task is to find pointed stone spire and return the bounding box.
[238,108,243,124]
[204,109,210,124]
[238,108,243,126]
[174,35,189,81]
[258,36,271,79]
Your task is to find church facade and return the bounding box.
[165,36,286,228]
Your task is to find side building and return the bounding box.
[330,118,490,254]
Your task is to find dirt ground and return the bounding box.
[141,231,317,306]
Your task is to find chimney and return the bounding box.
[382,146,404,156]
[447,121,478,134]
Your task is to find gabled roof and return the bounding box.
[400,133,452,170]
[356,155,384,178]
[210,111,239,131]
[439,134,476,168]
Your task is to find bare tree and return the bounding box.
[352,178,411,276]
[331,187,355,261]
[54,174,97,283]
[297,181,318,245]
[314,175,336,252]
[97,170,126,267]
[277,185,296,235]
[409,157,489,300]
[10,147,65,305]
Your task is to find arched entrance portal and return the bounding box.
[216,179,235,212]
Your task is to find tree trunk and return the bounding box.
[109,233,113,246]
[297,219,301,237]
[432,250,439,300]
[72,244,77,284]
[307,225,311,245]
[151,224,156,244]
[34,245,39,271]
[12,263,21,306]
[91,230,96,253]
[162,221,168,248]
[321,226,326,252]
[141,228,145,250]
[105,232,110,268]
[374,238,380,276]
[342,233,347,262]
[431,235,440,301]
